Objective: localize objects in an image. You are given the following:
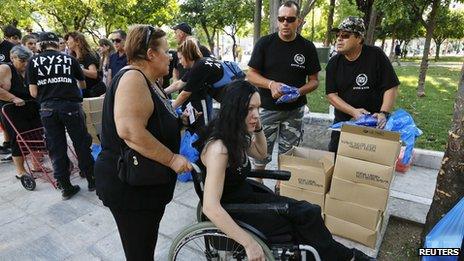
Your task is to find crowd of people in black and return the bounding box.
[0,0,402,259]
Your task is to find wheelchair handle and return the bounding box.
[223,203,289,215]
[247,170,291,181]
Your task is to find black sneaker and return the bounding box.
[62,185,80,200]
[87,178,96,192]
[0,146,11,155]
[1,154,12,162]
[352,249,376,261]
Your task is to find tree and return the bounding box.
[0,0,34,29]
[323,0,336,47]
[422,62,464,243]
[253,0,263,45]
[399,0,452,97]
[433,10,464,61]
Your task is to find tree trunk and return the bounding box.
[253,0,262,45]
[324,0,336,47]
[311,9,315,40]
[201,23,215,55]
[417,0,440,97]
[365,4,377,45]
[389,37,396,60]
[435,40,442,61]
[269,0,280,34]
[381,38,386,51]
[422,62,464,244]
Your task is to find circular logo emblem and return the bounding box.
[0,54,5,62]
[356,74,368,86]
[294,54,305,65]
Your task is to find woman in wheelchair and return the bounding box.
[196,80,374,261]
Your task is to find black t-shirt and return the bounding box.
[0,40,14,63]
[183,57,224,101]
[27,49,85,103]
[79,53,100,88]
[248,33,321,111]
[325,45,400,122]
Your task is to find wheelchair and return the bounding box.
[168,164,322,261]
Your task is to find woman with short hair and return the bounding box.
[94,25,192,260]
[0,45,41,179]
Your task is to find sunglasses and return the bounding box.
[111,38,122,43]
[145,25,155,50]
[336,32,354,39]
[277,16,297,23]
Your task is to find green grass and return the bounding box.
[307,63,461,151]
[402,56,464,63]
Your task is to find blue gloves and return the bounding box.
[275,85,300,104]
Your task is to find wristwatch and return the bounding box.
[254,126,263,133]
[379,111,391,118]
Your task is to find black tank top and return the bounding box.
[7,63,33,100]
[95,68,180,210]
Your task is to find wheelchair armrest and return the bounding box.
[247,169,291,180]
[223,203,289,215]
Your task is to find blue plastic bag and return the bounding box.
[423,197,464,261]
[91,144,101,160]
[330,114,378,129]
[177,131,199,182]
[276,85,300,104]
[384,109,422,164]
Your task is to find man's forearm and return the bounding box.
[380,87,398,112]
[327,93,357,117]
[298,79,319,96]
[246,69,272,89]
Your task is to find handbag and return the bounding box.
[117,146,172,186]
[88,81,107,97]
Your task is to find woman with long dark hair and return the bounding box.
[98,38,115,87]
[94,25,192,260]
[66,32,105,97]
[197,80,373,261]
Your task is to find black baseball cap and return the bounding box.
[173,22,192,35]
[39,32,59,42]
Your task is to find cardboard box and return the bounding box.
[330,177,389,210]
[279,147,334,193]
[325,214,382,248]
[85,111,102,125]
[333,155,394,189]
[86,123,101,144]
[338,125,401,166]
[280,184,325,210]
[82,96,104,113]
[325,193,382,230]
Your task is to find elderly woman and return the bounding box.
[94,25,192,260]
[0,45,41,179]
[66,32,105,97]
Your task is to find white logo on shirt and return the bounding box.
[356,74,368,86]
[294,54,305,65]
[0,54,5,62]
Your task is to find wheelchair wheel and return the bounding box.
[196,201,203,222]
[169,221,275,261]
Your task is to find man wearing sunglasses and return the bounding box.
[247,0,321,185]
[326,16,400,153]
[108,30,127,85]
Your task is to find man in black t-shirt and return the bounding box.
[326,17,400,153]
[28,32,95,200]
[247,0,321,176]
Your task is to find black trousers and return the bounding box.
[110,207,166,261]
[1,102,42,157]
[228,190,353,261]
[39,100,94,179]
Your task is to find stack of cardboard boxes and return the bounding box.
[324,125,401,248]
[278,147,335,211]
[82,97,104,144]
